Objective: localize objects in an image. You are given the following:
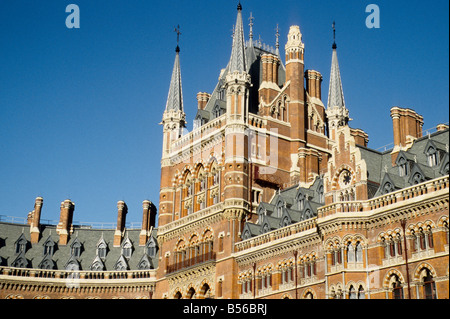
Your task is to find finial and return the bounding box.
[237,1,242,11]
[249,12,254,40]
[174,24,181,52]
[275,24,280,50]
[332,21,337,49]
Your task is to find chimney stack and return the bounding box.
[29,197,43,244]
[114,200,128,247]
[196,92,211,110]
[139,200,157,246]
[390,107,424,163]
[56,199,75,245]
[260,54,281,106]
[305,70,323,100]
[436,124,449,132]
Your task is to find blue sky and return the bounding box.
[0,0,448,226]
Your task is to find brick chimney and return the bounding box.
[391,107,424,163]
[139,200,157,246]
[196,92,211,110]
[260,54,280,105]
[29,197,43,244]
[114,200,127,247]
[350,128,369,147]
[436,123,449,132]
[305,70,323,100]
[56,199,75,245]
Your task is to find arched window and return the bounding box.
[392,276,404,299]
[444,221,449,245]
[355,242,363,263]
[187,287,196,299]
[174,291,182,299]
[305,292,314,299]
[296,192,305,210]
[423,269,436,299]
[412,172,424,185]
[426,225,434,248]
[347,243,355,263]
[349,285,356,299]
[358,286,365,299]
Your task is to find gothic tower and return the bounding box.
[159,42,186,227]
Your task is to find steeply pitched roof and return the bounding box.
[327,46,345,110]
[228,3,246,73]
[165,47,183,112]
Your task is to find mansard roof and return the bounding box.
[0,223,159,271]
[361,128,449,198]
[241,176,323,240]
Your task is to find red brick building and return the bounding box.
[0,3,448,299]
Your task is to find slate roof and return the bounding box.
[241,177,324,240]
[360,129,449,197]
[0,222,158,271]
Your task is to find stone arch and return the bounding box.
[174,238,186,251]
[186,285,196,299]
[302,288,317,299]
[331,164,356,190]
[199,279,213,299]
[173,290,183,299]
[383,269,405,289]
[202,227,214,241]
[342,233,368,246]
[413,262,437,281]
[324,236,342,250]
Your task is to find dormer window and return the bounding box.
[121,237,133,259]
[412,172,425,185]
[98,244,106,258]
[96,236,108,259]
[426,147,439,167]
[70,238,82,258]
[43,236,56,257]
[146,237,158,258]
[398,157,408,177]
[14,234,27,255]
[318,186,324,204]
[296,193,305,210]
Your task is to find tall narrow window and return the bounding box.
[392,276,404,299]
[355,242,363,262]
[358,286,365,299]
[349,285,356,299]
[347,243,355,263]
[423,270,437,299]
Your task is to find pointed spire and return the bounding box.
[327,21,345,110]
[229,2,246,73]
[249,12,254,41]
[165,26,184,112]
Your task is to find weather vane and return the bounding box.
[332,21,337,49]
[174,24,181,46]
